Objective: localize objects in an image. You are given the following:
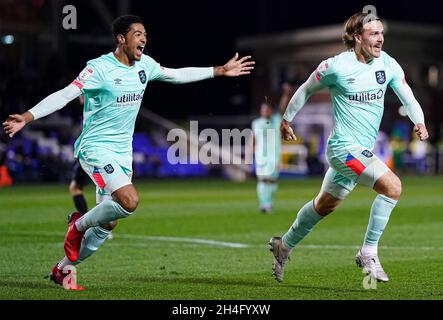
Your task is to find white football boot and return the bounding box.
[268,237,291,283]
[355,249,389,282]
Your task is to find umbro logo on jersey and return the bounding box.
[114,78,122,85]
[346,78,356,84]
[375,70,386,84]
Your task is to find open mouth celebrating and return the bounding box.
[136,45,145,56]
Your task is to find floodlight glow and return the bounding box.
[2,35,14,45]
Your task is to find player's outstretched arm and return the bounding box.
[392,84,429,141]
[214,53,255,77]
[156,53,254,84]
[2,83,81,138]
[280,73,325,141]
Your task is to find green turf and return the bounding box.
[0,176,442,300]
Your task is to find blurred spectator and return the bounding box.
[0,141,13,187]
[390,129,407,172]
[374,131,394,170]
[409,132,430,173]
[306,131,324,175]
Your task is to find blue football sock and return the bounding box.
[282,200,324,249]
[76,199,130,231]
[73,226,111,265]
[363,194,397,247]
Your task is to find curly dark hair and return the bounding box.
[111,15,144,43]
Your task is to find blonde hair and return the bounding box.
[342,13,381,49]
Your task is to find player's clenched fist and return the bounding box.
[414,123,429,141]
[280,119,296,141]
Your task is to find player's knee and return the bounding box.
[119,194,139,212]
[314,193,341,216]
[101,220,118,230]
[314,199,339,216]
[315,202,336,216]
[385,177,402,200]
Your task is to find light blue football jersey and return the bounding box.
[316,50,405,150]
[252,113,281,177]
[72,53,168,156]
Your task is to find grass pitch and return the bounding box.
[0,176,442,300]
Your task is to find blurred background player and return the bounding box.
[251,83,294,213]
[69,160,89,214]
[3,14,254,289]
[69,96,89,215]
[269,12,428,283]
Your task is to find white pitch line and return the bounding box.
[7,231,249,248]
[114,234,249,248]
[6,231,443,251]
[298,244,443,251]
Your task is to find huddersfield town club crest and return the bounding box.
[138,70,147,84]
[361,150,373,158]
[375,70,386,84]
[104,164,114,174]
